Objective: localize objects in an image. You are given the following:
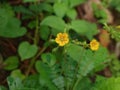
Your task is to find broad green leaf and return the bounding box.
[39,26,50,41]
[3,56,19,70]
[10,69,25,80]
[66,43,84,62]
[93,47,108,67]
[53,2,68,18]
[92,77,120,90]
[66,8,77,20]
[71,20,98,39]
[78,50,94,76]
[35,61,57,90]
[41,53,56,66]
[18,41,38,60]
[41,16,66,31]
[29,3,53,13]
[69,0,87,8]
[39,3,53,12]
[0,8,27,38]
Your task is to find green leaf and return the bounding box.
[78,50,94,76]
[7,77,23,90]
[66,43,84,62]
[18,41,38,60]
[93,47,108,67]
[23,75,42,89]
[92,77,120,90]
[53,2,68,18]
[3,56,19,70]
[41,53,56,67]
[0,8,27,38]
[35,61,57,90]
[71,20,98,39]
[29,3,53,13]
[66,8,77,20]
[10,69,25,80]
[69,0,87,7]
[41,16,66,32]
[39,26,50,41]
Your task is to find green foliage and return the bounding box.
[23,0,38,3]
[92,3,108,23]
[109,54,120,77]
[3,56,19,70]
[0,0,119,90]
[10,69,25,80]
[0,86,7,90]
[41,53,56,67]
[0,5,27,38]
[104,23,120,41]
[35,61,57,90]
[110,0,120,12]
[66,8,77,20]
[66,43,84,62]
[53,2,68,18]
[92,76,120,90]
[71,20,98,39]
[18,41,38,60]
[39,26,51,41]
[69,0,87,8]
[41,16,66,33]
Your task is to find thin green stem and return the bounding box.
[73,76,82,90]
[34,16,39,45]
[72,48,85,90]
[25,46,47,76]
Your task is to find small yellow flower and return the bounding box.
[55,33,69,46]
[90,39,99,51]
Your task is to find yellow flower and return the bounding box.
[90,39,99,51]
[55,33,69,46]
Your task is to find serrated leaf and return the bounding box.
[7,77,23,90]
[53,3,68,18]
[35,61,57,90]
[93,47,108,67]
[92,77,120,90]
[18,41,38,60]
[66,43,84,62]
[78,50,94,76]
[41,53,56,67]
[23,75,41,89]
[3,56,19,71]
[41,16,66,31]
[66,8,77,20]
[71,20,98,39]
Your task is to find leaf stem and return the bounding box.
[72,48,85,90]
[25,46,47,76]
[34,16,39,45]
[73,76,82,90]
